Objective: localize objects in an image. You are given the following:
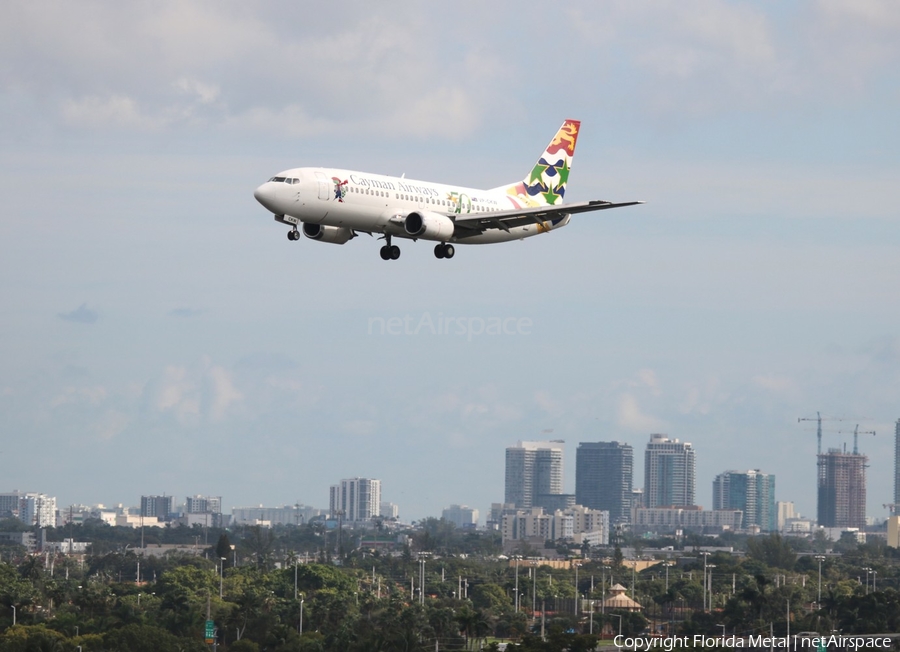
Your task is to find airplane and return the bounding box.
[253,119,642,261]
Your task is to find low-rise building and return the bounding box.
[43,538,90,554]
[231,505,322,527]
[501,505,609,548]
[0,531,36,552]
[632,507,743,532]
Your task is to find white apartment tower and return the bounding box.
[644,434,696,508]
[505,440,564,509]
[330,478,381,522]
[19,493,56,527]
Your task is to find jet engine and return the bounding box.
[403,211,454,240]
[302,223,354,245]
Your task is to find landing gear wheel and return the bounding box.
[389,245,401,260]
[434,244,445,259]
[287,229,299,241]
[379,246,391,260]
[443,244,455,259]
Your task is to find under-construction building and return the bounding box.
[894,419,900,506]
[817,448,866,528]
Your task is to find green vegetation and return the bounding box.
[1,522,900,650]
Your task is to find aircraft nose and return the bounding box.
[254,183,277,211]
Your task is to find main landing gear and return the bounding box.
[379,235,400,261]
[434,243,455,259]
[287,227,299,240]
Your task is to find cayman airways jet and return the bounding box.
[253,120,642,260]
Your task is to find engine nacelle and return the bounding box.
[403,210,454,240]
[302,223,354,245]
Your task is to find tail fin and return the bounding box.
[493,119,581,207]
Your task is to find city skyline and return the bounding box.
[2,4,900,522]
[1,421,895,525]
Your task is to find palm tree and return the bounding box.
[456,605,479,650]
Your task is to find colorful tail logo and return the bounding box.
[501,119,580,208]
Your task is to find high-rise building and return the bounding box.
[18,493,56,527]
[329,478,381,522]
[0,492,22,519]
[504,441,564,509]
[818,448,866,528]
[576,441,633,524]
[185,495,222,514]
[379,502,399,520]
[644,434,696,508]
[712,470,776,531]
[894,419,900,506]
[2,492,57,527]
[442,504,479,529]
[141,495,175,521]
[776,501,796,532]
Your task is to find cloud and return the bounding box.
[616,393,667,432]
[751,374,797,394]
[156,365,200,423]
[168,307,205,318]
[51,385,108,407]
[95,409,128,440]
[152,361,244,424]
[341,420,375,437]
[208,365,242,421]
[61,94,161,130]
[57,303,98,324]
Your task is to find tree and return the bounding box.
[472,582,513,613]
[216,533,233,568]
[103,623,207,652]
[746,534,796,570]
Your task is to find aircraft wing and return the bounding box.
[451,200,644,238]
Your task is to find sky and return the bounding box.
[1,1,899,523]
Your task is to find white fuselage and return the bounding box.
[253,167,570,244]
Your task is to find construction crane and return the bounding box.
[837,424,876,455]
[798,412,849,455]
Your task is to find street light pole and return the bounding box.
[219,558,226,598]
[574,563,580,617]
[610,613,622,638]
[299,597,304,635]
[11,605,15,626]
[514,556,520,613]
[602,565,609,616]
[700,552,710,611]
[815,555,825,605]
